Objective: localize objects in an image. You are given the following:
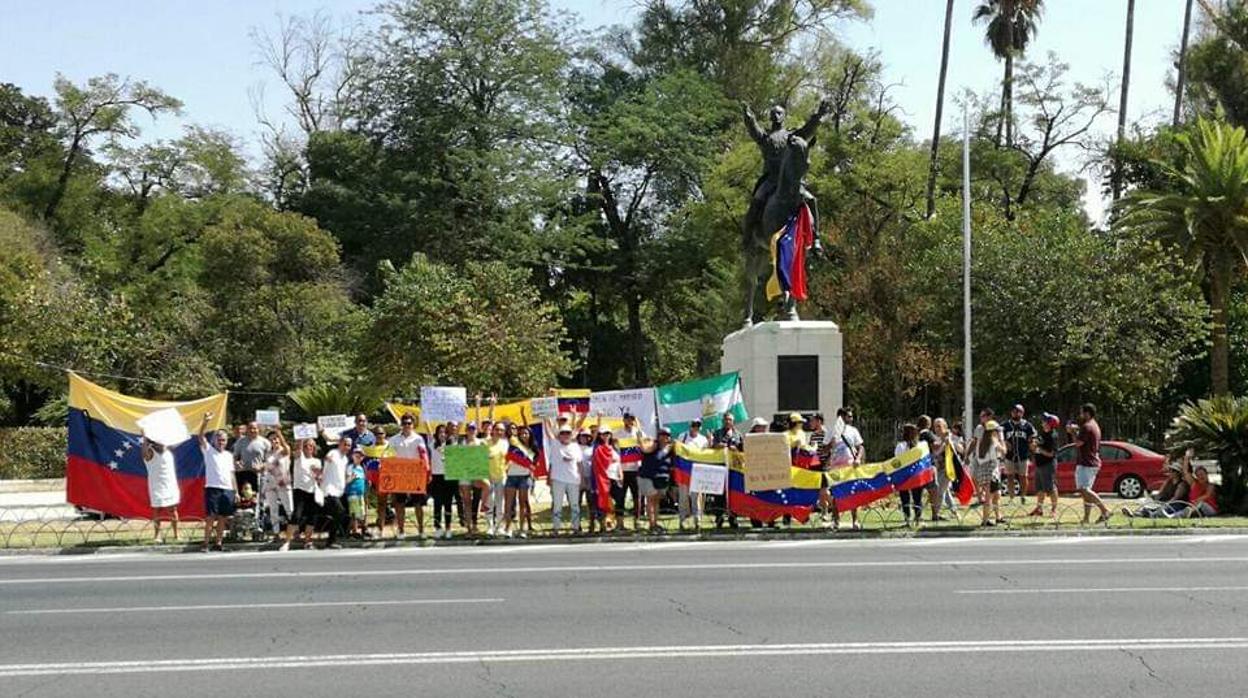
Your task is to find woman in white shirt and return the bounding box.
[141,438,180,542]
[320,439,350,548]
[289,438,322,550]
[261,429,294,544]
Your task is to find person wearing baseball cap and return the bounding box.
[748,417,770,433]
[1001,404,1036,506]
[1029,413,1061,518]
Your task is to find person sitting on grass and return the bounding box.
[1122,460,1189,519]
[1165,453,1219,519]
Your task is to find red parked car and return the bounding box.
[1028,440,1168,499]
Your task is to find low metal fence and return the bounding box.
[0,498,1227,549]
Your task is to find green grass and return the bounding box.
[3,495,1243,549]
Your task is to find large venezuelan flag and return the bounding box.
[828,443,933,510]
[765,203,814,302]
[671,443,821,523]
[66,373,228,519]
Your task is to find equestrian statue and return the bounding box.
[741,98,828,325]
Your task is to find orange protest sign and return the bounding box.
[379,457,427,495]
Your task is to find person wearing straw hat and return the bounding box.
[969,420,1006,526]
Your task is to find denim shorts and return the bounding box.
[1074,465,1099,490]
[505,475,532,490]
[204,487,236,517]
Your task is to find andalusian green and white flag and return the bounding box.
[657,372,748,437]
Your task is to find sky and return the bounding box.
[0,0,1193,220]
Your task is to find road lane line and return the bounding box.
[6,598,503,615]
[958,586,1248,595]
[1,556,1246,585]
[1,638,1245,676]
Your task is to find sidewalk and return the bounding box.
[0,479,74,521]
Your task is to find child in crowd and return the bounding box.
[346,448,368,538]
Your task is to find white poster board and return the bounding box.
[255,409,281,426]
[530,396,559,419]
[317,414,350,440]
[690,463,728,495]
[292,423,319,440]
[589,388,658,432]
[136,407,191,447]
[420,386,468,423]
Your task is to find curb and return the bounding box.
[4,525,1247,557]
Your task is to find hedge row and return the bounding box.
[0,427,67,479]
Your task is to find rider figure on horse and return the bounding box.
[742,98,830,240]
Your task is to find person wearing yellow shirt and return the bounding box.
[486,422,509,537]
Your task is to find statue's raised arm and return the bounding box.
[794,97,832,144]
[742,102,766,144]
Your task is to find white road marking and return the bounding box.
[959,586,1248,595]
[1,638,1244,676]
[1,556,1246,586]
[6,598,503,615]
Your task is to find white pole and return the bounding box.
[961,104,974,433]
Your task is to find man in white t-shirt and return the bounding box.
[830,407,865,530]
[546,423,582,534]
[197,412,238,552]
[386,421,429,538]
[320,440,349,548]
[676,418,709,529]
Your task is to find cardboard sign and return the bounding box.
[443,444,490,481]
[317,414,350,440]
[255,409,281,426]
[420,386,468,423]
[743,432,793,491]
[690,463,728,495]
[379,457,428,495]
[292,423,318,440]
[530,396,559,419]
[136,408,191,447]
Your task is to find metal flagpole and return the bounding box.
[961,103,974,433]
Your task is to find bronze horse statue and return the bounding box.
[742,133,813,325]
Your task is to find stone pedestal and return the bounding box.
[721,321,843,422]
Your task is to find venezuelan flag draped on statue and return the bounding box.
[65,373,228,519]
[765,203,814,302]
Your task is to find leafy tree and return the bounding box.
[364,254,571,397]
[1118,118,1248,396]
[44,74,181,225]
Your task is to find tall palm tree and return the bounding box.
[973,0,1044,148]
[1117,119,1248,396]
[1113,0,1136,201]
[925,0,957,219]
[1174,0,1195,127]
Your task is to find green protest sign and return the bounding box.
[444,444,490,481]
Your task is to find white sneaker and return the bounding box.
[487,524,497,537]
[278,541,290,552]
[443,529,453,540]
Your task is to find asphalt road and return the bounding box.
[1,535,1246,697]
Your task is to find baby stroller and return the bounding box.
[228,483,265,542]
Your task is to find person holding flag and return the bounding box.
[197,411,237,552]
[503,421,539,538]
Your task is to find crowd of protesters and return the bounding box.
[140,396,1218,549]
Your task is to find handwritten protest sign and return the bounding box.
[317,414,350,440]
[255,409,281,426]
[743,432,792,491]
[530,396,559,419]
[690,463,728,495]
[292,423,318,440]
[444,444,490,481]
[589,388,658,431]
[420,386,468,423]
[379,457,428,495]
